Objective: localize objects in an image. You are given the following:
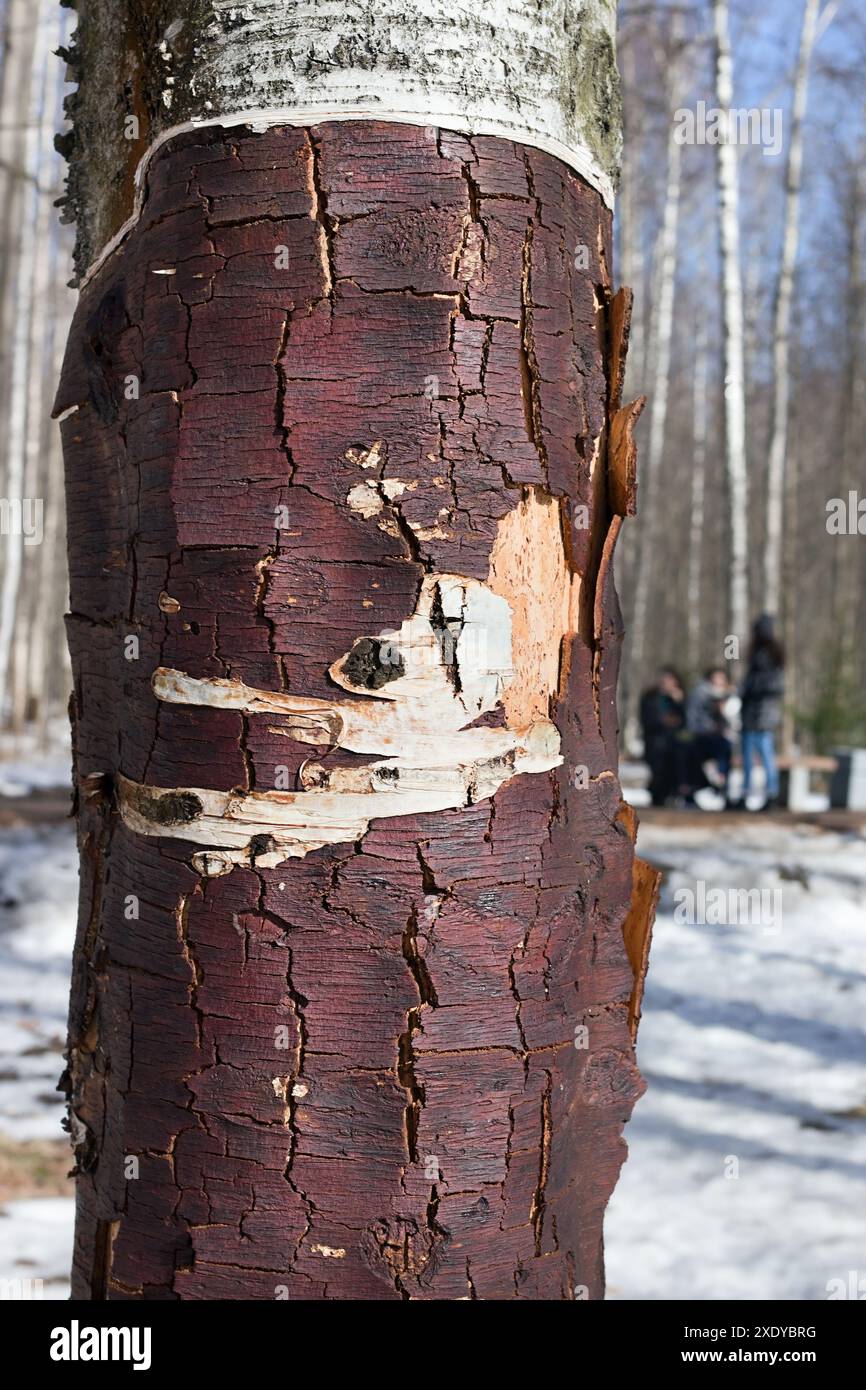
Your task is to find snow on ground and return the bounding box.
[0,826,78,1142]
[0,1199,74,1300]
[1,813,864,1301]
[606,819,866,1300]
[0,823,77,1300]
[0,723,71,799]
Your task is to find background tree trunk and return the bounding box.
[713,0,750,643]
[763,0,822,617]
[0,0,43,704]
[628,22,684,680]
[0,0,72,734]
[56,0,656,1300]
[687,312,709,670]
[833,104,866,665]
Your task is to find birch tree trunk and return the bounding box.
[687,313,709,669]
[11,0,62,731]
[833,109,866,666]
[56,0,657,1301]
[713,0,750,642]
[0,0,42,707]
[763,0,821,616]
[629,69,682,679]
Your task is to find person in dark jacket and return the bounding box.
[738,614,786,811]
[640,667,685,806]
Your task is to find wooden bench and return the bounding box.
[776,754,838,810]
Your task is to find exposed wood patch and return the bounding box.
[608,285,633,413]
[623,856,661,1041]
[487,487,581,721]
[609,395,646,518]
[616,802,662,1041]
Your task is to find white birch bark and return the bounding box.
[763,0,822,616]
[836,111,866,659]
[21,2,66,728]
[687,313,709,667]
[618,37,645,389]
[0,0,51,711]
[629,68,682,675]
[713,0,749,642]
[0,0,38,368]
[0,0,38,635]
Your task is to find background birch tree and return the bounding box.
[54,0,658,1300]
[628,14,686,683]
[0,0,73,738]
[687,310,709,668]
[713,0,750,646]
[763,0,825,617]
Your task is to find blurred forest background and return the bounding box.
[616,0,865,753]
[0,0,863,756]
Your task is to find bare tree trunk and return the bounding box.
[781,338,804,752]
[0,0,40,711]
[629,95,681,679]
[618,36,645,394]
[833,111,866,665]
[10,0,62,733]
[763,0,822,616]
[0,0,38,389]
[30,333,72,734]
[56,0,656,1300]
[687,313,709,669]
[713,0,750,642]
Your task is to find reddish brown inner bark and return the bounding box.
[57,121,649,1300]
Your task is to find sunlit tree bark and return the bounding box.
[713,0,750,643]
[56,0,656,1300]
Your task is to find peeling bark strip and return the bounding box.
[117,534,566,865]
[57,121,650,1300]
[60,0,621,281]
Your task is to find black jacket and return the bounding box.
[740,651,785,732]
[640,689,684,744]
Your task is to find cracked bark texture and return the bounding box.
[58,0,621,281]
[56,119,654,1300]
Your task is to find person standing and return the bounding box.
[738,615,786,811]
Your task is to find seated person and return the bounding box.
[685,667,734,802]
[639,667,686,806]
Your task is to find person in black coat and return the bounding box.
[737,614,786,811]
[640,667,686,806]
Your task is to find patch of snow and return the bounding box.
[0,1198,73,1299]
[0,826,78,1141]
[0,722,71,797]
[606,819,866,1299]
